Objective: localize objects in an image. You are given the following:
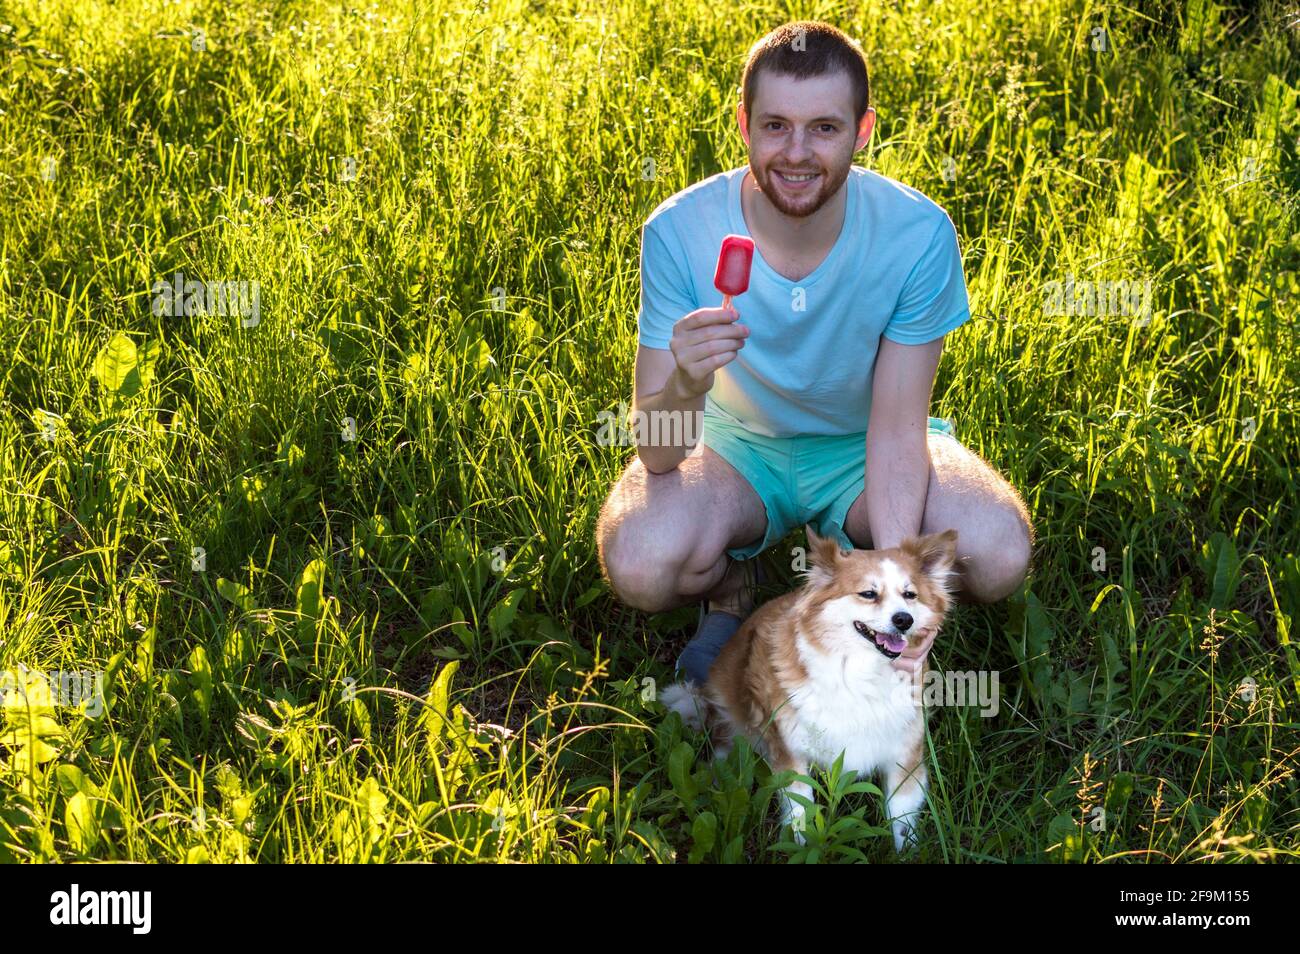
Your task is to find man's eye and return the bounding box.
[858,590,878,601]
[903,590,917,600]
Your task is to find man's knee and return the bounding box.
[593,465,672,612]
[599,517,708,613]
[595,472,727,614]
[962,505,1033,603]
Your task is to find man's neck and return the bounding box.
[739,168,849,256]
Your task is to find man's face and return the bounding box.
[739,69,874,219]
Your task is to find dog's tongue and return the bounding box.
[877,632,907,654]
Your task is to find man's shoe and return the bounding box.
[674,560,766,685]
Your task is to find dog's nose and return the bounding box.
[891,611,913,632]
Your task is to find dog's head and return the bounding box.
[796,527,959,664]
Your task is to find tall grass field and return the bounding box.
[1,0,1298,863]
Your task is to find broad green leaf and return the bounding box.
[468,338,494,372]
[722,833,745,864]
[135,625,156,679]
[511,311,543,344]
[189,645,213,719]
[1105,773,1135,813]
[92,332,138,392]
[573,583,604,609]
[346,688,372,740]
[422,661,459,743]
[137,338,160,382]
[231,795,254,828]
[216,578,255,613]
[222,626,260,672]
[667,741,698,807]
[1046,813,1084,862]
[12,737,60,772]
[92,332,157,400]
[688,811,717,863]
[296,556,327,639]
[1024,591,1055,706]
[331,807,362,862]
[418,584,452,626]
[487,588,526,640]
[65,791,100,853]
[1205,533,1240,610]
[359,777,388,844]
[1,713,64,739]
[449,606,475,650]
[55,764,92,797]
[401,353,426,385]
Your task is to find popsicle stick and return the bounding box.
[722,293,733,312]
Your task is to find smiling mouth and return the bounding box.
[775,170,819,186]
[853,620,907,659]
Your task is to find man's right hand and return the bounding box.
[667,305,749,399]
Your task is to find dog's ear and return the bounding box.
[902,529,959,580]
[803,525,847,587]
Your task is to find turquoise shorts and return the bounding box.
[701,411,961,560]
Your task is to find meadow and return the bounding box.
[0,0,1297,862]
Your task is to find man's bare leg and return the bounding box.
[843,433,1033,603]
[596,442,768,614]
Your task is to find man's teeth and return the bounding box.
[778,171,817,181]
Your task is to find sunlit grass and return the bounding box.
[0,0,1297,862]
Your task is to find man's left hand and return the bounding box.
[891,626,936,677]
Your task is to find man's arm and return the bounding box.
[863,336,944,551]
[867,335,946,678]
[633,344,704,474]
[633,306,748,474]
[863,212,967,678]
[632,216,748,473]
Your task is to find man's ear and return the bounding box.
[902,529,958,579]
[803,525,846,587]
[855,106,876,152]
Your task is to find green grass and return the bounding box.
[0,0,1297,862]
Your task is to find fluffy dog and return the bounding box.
[661,527,958,852]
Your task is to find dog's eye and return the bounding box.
[903,590,917,600]
[858,590,878,601]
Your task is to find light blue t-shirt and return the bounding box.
[636,165,971,438]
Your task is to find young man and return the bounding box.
[596,21,1033,685]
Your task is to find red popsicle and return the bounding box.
[713,234,755,311]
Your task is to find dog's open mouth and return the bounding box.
[853,620,907,659]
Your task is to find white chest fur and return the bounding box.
[785,631,919,774]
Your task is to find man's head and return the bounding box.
[738,21,875,218]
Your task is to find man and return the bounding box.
[596,21,1033,686]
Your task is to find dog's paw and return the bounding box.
[658,681,707,732]
[781,808,808,847]
[779,784,811,846]
[892,816,920,854]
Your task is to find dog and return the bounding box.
[660,526,959,853]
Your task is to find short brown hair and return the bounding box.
[741,21,871,127]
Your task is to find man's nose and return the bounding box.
[785,131,813,157]
[892,611,913,632]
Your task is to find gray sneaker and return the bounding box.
[674,560,766,685]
